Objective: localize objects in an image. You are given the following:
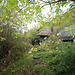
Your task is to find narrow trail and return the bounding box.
[32,57,47,67]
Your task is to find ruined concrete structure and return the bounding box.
[38,26,75,42]
[38,28,51,36]
[59,27,75,42]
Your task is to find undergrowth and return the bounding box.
[0,41,75,75]
[29,42,75,75]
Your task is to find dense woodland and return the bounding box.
[0,0,75,75]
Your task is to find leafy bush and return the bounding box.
[24,28,41,45]
[30,39,75,75]
[0,25,32,72]
[34,66,52,75]
[46,42,75,74]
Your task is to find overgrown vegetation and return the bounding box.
[0,0,75,75]
[28,40,75,75]
[0,24,32,75]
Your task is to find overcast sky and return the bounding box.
[27,3,71,30]
[17,0,72,30]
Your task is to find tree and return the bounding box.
[24,28,40,45]
[0,0,75,30]
[0,0,75,58]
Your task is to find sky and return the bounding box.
[27,1,71,30]
[1,0,72,30]
[27,21,37,30]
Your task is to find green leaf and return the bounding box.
[0,29,3,32]
[0,0,2,3]
[0,37,6,41]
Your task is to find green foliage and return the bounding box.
[34,66,52,75]
[29,35,75,75]
[24,28,41,45]
[0,37,6,41]
[0,0,75,75]
[0,25,32,75]
[54,8,75,30]
[27,28,39,39]
[0,52,33,75]
[0,0,2,3]
[47,42,75,74]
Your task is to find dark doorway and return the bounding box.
[62,40,73,42]
[40,35,48,39]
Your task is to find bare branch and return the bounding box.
[39,3,46,5]
[40,0,62,8]
[41,4,49,8]
[40,0,62,4]
[18,2,31,12]
[40,0,49,3]
[49,1,61,4]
